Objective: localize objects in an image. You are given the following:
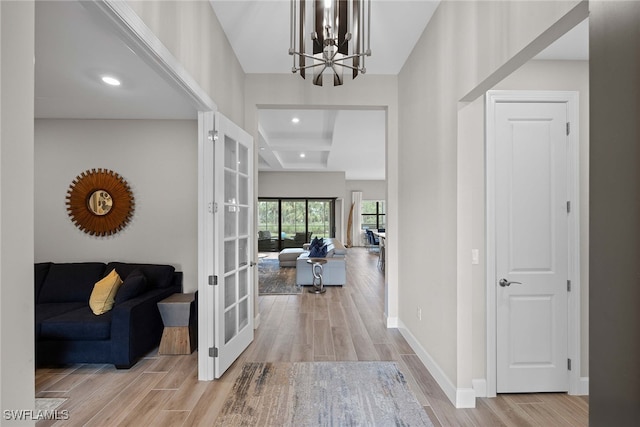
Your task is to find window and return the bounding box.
[361,200,385,230]
[258,198,335,251]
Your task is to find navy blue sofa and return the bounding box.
[35,262,182,369]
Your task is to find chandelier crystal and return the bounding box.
[289,0,371,86]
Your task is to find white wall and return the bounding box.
[258,171,346,199]
[34,119,199,292]
[0,1,35,423]
[345,180,386,201]
[126,0,245,126]
[398,0,585,405]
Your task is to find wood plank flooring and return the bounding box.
[36,248,588,426]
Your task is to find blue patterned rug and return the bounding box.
[258,259,302,295]
[215,362,434,426]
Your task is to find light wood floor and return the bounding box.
[36,248,588,426]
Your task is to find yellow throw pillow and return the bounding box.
[89,269,123,315]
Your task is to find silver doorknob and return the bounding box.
[250,261,257,267]
[499,278,522,287]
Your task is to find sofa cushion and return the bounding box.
[36,302,86,322]
[89,269,123,315]
[35,302,87,338]
[115,269,148,304]
[38,263,107,303]
[105,263,175,289]
[40,307,112,340]
[309,243,327,258]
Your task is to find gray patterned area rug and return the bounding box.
[35,398,67,411]
[258,259,302,295]
[214,361,434,426]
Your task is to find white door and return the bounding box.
[494,101,569,393]
[207,112,254,378]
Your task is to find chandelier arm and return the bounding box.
[291,52,329,64]
[293,62,330,72]
[332,62,363,72]
[331,52,370,63]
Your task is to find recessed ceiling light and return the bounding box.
[300,153,306,158]
[101,76,121,86]
[291,117,300,124]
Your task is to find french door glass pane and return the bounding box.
[239,207,249,236]
[225,307,236,343]
[224,240,236,273]
[224,273,236,309]
[238,299,249,330]
[224,170,236,204]
[224,136,237,169]
[238,269,248,299]
[238,175,248,205]
[225,206,236,238]
[238,144,248,174]
[238,238,249,268]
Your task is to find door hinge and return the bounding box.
[566,201,571,213]
[208,275,218,286]
[209,347,218,358]
[566,122,570,136]
[568,358,572,371]
[567,280,571,292]
[208,130,219,142]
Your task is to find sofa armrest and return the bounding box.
[110,286,179,368]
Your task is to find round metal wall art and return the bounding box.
[66,169,135,237]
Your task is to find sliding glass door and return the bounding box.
[257,200,278,252]
[257,198,335,251]
[308,200,332,239]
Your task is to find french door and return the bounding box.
[199,111,254,379]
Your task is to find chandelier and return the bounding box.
[289,0,371,86]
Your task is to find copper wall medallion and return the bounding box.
[66,169,135,236]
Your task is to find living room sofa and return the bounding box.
[35,261,182,368]
[296,238,347,286]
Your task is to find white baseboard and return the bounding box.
[472,378,487,397]
[578,377,589,395]
[386,316,399,328]
[397,320,476,408]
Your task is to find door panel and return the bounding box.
[495,101,569,393]
[214,112,254,378]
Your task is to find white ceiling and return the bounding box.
[35,1,197,120]
[34,1,587,181]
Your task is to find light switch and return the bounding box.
[471,249,479,265]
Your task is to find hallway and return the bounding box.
[35,248,588,426]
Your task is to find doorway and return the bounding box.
[486,91,581,395]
